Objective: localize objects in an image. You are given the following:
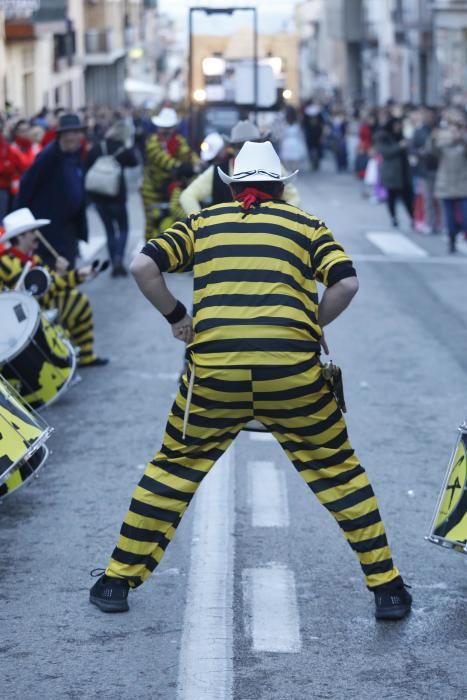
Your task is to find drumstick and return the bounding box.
[35,230,63,263]
[14,261,32,290]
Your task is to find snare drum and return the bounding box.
[426,421,467,554]
[0,291,77,409]
[0,375,52,498]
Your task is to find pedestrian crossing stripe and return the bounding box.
[366,232,428,257]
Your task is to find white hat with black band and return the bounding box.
[1,208,50,242]
[217,141,298,184]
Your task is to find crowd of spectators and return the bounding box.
[276,100,467,253]
[2,99,466,257]
[0,105,145,275]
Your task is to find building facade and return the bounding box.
[295,0,467,106]
[83,0,127,106]
[432,0,467,104]
[3,0,85,115]
[0,0,156,114]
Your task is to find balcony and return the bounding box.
[5,0,67,41]
[84,29,126,66]
[85,28,113,54]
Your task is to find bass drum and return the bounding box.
[426,422,467,554]
[0,375,52,498]
[0,291,77,409]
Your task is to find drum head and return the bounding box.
[23,267,51,297]
[0,292,40,362]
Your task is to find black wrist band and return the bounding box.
[163,300,187,324]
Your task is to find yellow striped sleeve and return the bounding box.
[308,220,353,287]
[0,254,22,286]
[144,218,195,272]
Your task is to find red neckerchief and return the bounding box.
[166,133,180,158]
[6,246,36,266]
[234,187,274,210]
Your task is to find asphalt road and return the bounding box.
[1,164,467,700]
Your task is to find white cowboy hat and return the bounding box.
[217,141,298,185]
[200,132,225,162]
[1,208,50,242]
[151,107,178,129]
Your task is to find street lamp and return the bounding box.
[193,88,207,103]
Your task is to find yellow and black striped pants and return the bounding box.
[106,357,400,589]
[44,290,96,366]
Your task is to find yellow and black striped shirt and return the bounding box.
[141,133,196,202]
[143,200,355,366]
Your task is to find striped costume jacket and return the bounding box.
[141,133,196,205]
[142,199,356,368]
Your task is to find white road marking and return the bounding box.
[249,431,274,442]
[243,566,302,653]
[248,461,289,528]
[177,448,235,700]
[366,232,428,257]
[157,372,180,380]
[353,253,467,264]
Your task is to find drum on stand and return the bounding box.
[0,375,53,500]
[0,291,77,409]
[426,421,467,554]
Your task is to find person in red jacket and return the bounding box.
[10,120,37,196]
[0,116,22,219]
[41,107,66,148]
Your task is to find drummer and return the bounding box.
[0,208,108,367]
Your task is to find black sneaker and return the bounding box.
[374,581,412,620]
[89,570,130,612]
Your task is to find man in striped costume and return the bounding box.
[141,107,199,241]
[90,141,411,620]
[0,208,108,367]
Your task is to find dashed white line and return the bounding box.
[243,566,302,653]
[249,430,274,442]
[248,461,289,528]
[177,448,235,700]
[366,231,428,257]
